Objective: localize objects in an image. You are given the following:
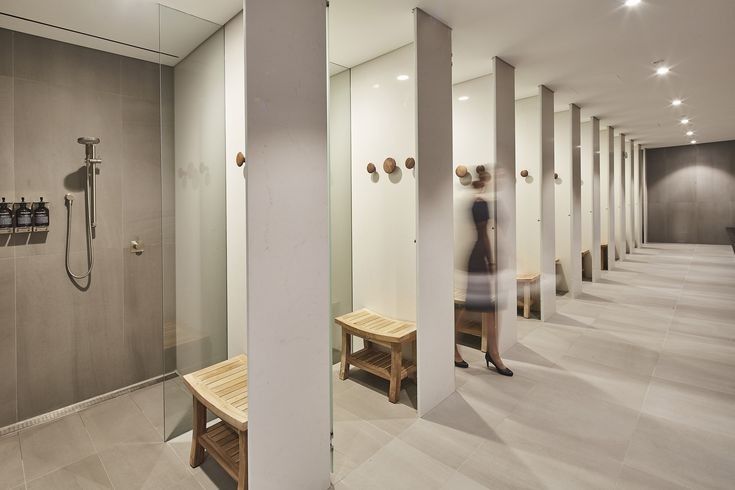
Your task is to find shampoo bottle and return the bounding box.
[33,197,49,227]
[16,197,32,228]
[0,198,11,229]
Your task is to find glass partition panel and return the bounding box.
[159,5,227,440]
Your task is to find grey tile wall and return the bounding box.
[1,29,173,425]
[646,140,735,244]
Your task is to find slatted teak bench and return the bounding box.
[517,273,541,318]
[183,354,249,490]
[335,309,416,403]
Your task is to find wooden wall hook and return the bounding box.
[455,165,468,178]
[520,169,529,178]
[476,165,486,174]
[383,157,397,174]
[367,162,376,174]
[554,172,559,180]
[235,152,246,167]
[405,157,416,169]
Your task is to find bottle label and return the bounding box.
[0,215,11,227]
[35,215,49,226]
[17,215,31,226]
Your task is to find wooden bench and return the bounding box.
[454,288,488,352]
[517,273,540,319]
[335,309,416,403]
[581,249,592,280]
[183,355,248,490]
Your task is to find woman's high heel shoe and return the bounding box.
[454,360,469,368]
[485,352,513,377]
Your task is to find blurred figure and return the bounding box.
[454,170,513,376]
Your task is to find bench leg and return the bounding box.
[339,330,351,380]
[523,283,531,319]
[388,343,402,403]
[190,398,207,468]
[237,431,248,490]
[410,340,417,381]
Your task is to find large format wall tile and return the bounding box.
[0,29,11,76]
[15,249,126,419]
[647,141,735,244]
[13,32,120,94]
[0,75,13,260]
[12,78,123,257]
[0,258,17,426]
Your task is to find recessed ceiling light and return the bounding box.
[656,66,670,76]
[625,0,641,6]
[686,130,694,136]
[671,99,682,106]
[396,74,409,81]
[372,83,380,89]
[690,140,697,144]
[680,118,690,124]
[458,95,469,101]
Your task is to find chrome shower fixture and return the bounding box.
[65,137,102,280]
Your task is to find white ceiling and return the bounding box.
[1,0,733,148]
[329,0,735,148]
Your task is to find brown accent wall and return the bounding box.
[646,140,735,245]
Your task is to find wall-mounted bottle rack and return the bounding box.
[0,199,51,234]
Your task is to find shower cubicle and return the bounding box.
[0,5,228,441]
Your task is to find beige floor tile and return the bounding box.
[498,383,640,461]
[642,378,735,437]
[624,414,735,489]
[614,465,688,490]
[0,434,25,488]
[566,331,660,377]
[661,332,735,367]
[19,415,95,481]
[457,428,622,490]
[654,351,735,395]
[439,471,489,489]
[334,380,418,437]
[669,315,735,341]
[26,454,112,489]
[333,416,394,469]
[129,383,164,437]
[341,438,455,490]
[397,417,486,470]
[454,372,537,427]
[80,395,161,451]
[98,442,200,489]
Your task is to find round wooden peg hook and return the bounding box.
[367,162,376,174]
[455,165,468,178]
[235,152,246,167]
[520,169,529,178]
[383,157,397,174]
[405,157,416,169]
[554,172,559,180]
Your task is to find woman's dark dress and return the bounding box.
[465,198,494,312]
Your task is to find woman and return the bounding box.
[454,171,513,376]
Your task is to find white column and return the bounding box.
[590,117,601,281]
[570,104,582,296]
[539,86,556,320]
[616,133,627,261]
[245,0,331,488]
[643,148,648,244]
[492,57,517,352]
[633,143,641,248]
[627,139,635,253]
[606,127,616,269]
[415,8,455,416]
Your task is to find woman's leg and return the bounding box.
[454,307,465,363]
[484,311,508,369]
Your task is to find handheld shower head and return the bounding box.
[77,137,100,145]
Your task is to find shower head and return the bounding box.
[77,137,100,145]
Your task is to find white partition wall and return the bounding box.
[539,86,555,319]
[642,148,648,244]
[605,127,616,269]
[414,8,455,416]
[515,96,541,281]
[591,117,601,281]
[245,0,331,488]
[351,45,416,322]
[626,139,635,253]
[493,57,517,352]
[554,105,582,297]
[614,133,627,261]
[633,142,641,248]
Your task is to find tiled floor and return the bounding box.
[0,383,235,489]
[332,244,735,489]
[1,243,733,489]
